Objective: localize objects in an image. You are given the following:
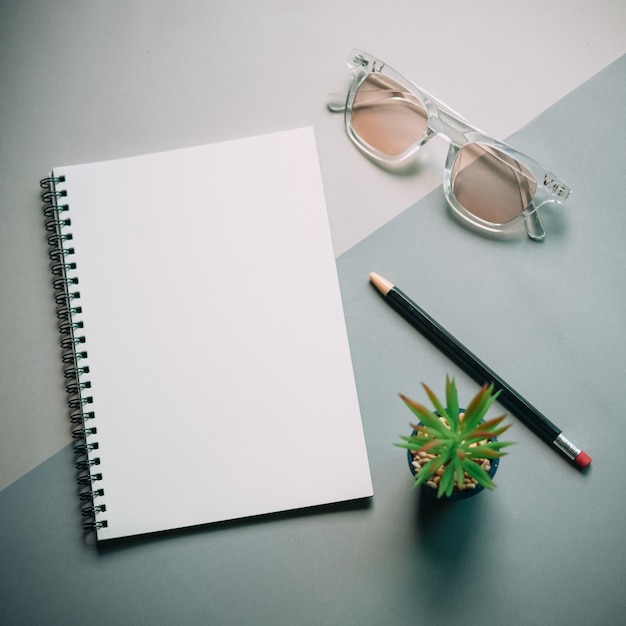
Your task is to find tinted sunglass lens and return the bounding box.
[351,74,428,156]
[451,143,537,223]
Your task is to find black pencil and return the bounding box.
[369,272,591,468]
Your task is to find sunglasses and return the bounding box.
[328,49,571,240]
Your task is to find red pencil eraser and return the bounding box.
[575,451,592,468]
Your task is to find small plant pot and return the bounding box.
[406,414,500,500]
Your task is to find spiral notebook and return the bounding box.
[41,127,373,541]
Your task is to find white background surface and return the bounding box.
[1,0,625,490]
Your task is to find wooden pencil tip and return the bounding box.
[369,272,394,296]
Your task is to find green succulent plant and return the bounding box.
[395,376,514,498]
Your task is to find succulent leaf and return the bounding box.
[461,384,501,435]
[468,425,511,441]
[462,458,495,489]
[410,424,441,437]
[416,453,449,485]
[399,394,448,436]
[421,384,450,423]
[394,440,424,451]
[444,376,460,430]
[476,414,508,431]
[438,464,455,497]
[452,454,465,490]
[467,446,503,459]
[415,438,444,455]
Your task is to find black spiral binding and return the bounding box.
[40,175,108,533]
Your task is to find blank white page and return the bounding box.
[54,127,372,540]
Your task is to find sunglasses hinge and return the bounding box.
[542,174,571,199]
[352,52,384,74]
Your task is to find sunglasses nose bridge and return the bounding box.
[428,109,474,147]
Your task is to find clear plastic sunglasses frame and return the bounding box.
[328,49,571,241]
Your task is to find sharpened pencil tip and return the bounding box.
[369,272,394,295]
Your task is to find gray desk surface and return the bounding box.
[1,2,626,624]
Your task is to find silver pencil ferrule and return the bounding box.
[553,434,581,460]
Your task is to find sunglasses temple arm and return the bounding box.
[327,93,347,112]
[525,211,546,241]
